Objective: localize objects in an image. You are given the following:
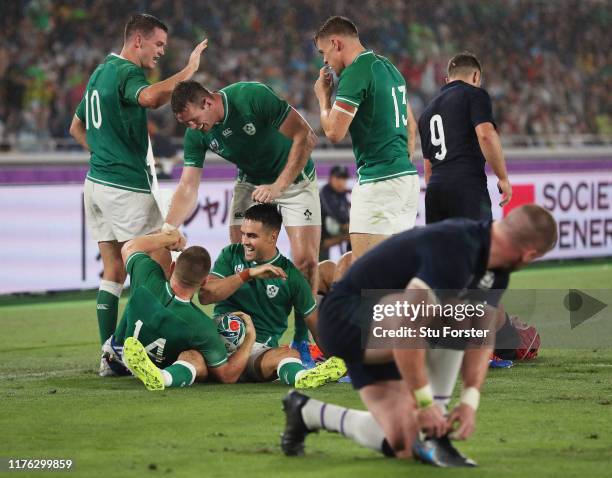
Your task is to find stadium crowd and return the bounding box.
[0,0,610,151]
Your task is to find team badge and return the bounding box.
[234,211,244,219]
[266,284,279,298]
[222,128,233,137]
[303,209,313,221]
[209,139,223,154]
[234,264,244,273]
[243,123,256,135]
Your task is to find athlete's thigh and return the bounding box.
[229,180,256,227]
[390,175,420,234]
[276,178,322,227]
[256,346,300,381]
[84,180,115,242]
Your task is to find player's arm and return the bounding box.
[423,159,432,185]
[314,68,354,143]
[447,305,498,440]
[207,313,256,383]
[407,101,417,159]
[199,264,287,304]
[138,39,208,109]
[252,108,317,203]
[391,279,448,438]
[121,230,184,265]
[69,115,89,151]
[164,166,203,228]
[475,122,511,206]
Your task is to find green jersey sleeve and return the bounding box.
[120,65,149,106]
[289,267,317,319]
[125,252,167,299]
[210,245,235,279]
[183,128,208,168]
[336,66,371,108]
[75,96,85,121]
[249,84,291,129]
[192,318,229,368]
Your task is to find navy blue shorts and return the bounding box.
[318,289,401,390]
[425,183,492,224]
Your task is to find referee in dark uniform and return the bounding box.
[418,52,512,223]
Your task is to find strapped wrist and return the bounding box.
[460,386,480,411]
[239,269,251,283]
[413,384,434,409]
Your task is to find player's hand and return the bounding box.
[416,404,447,438]
[497,178,512,207]
[186,38,209,74]
[314,67,333,100]
[446,403,476,440]
[249,264,287,280]
[251,184,282,203]
[167,233,186,251]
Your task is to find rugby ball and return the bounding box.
[214,313,246,355]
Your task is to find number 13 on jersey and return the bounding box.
[391,85,408,128]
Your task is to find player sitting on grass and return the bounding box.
[102,229,256,390]
[199,203,346,388]
[281,205,558,467]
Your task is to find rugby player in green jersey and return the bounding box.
[68,14,207,373]
[199,204,346,388]
[164,80,321,299]
[313,16,420,262]
[102,228,256,391]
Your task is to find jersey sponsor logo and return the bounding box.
[234,264,244,273]
[478,271,495,290]
[243,123,256,135]
[234,211,244,219]
[209,139,224,154]
[266,284,279,298]
[303,209,313,221]
[222,128,233,137]
[97,304,109,310]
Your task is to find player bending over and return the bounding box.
[281,205,557,466]
[102,229,255,390]
[199,204,346,388]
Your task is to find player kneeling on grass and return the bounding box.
[101,229,256,390]
[199,203,346,388]
[281,205,558,467]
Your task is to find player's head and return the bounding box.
[241,204,283,262]
[171,246,212,289]
[447,52,482,87]
[329,165,349,193]
[493,204,558,271]
[314,16,360,73]
[124,14,168,70]
[171,81,220,132]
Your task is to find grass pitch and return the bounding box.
[1,261,611,477]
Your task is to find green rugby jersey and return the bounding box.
[210,244,317,346]
[75,54,152,193]
[335,50,417,184]
[183,82,316,185]
[114,252,228,369]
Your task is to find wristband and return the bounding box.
[413,384,434,409]
[239,269,251,283]
[161,222,178,233]
[460,386,480,411]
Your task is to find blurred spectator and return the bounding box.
[0,0,610,150]
[319,165,351,261]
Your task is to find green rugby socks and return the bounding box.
[161,361,197,388]
[97,280,123,344]
[278,358,307,386]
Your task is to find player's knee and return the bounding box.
[294,254,318,278]
[334,252,352,281]
[317,260,336,294]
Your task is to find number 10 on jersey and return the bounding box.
[84,89,102,130]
